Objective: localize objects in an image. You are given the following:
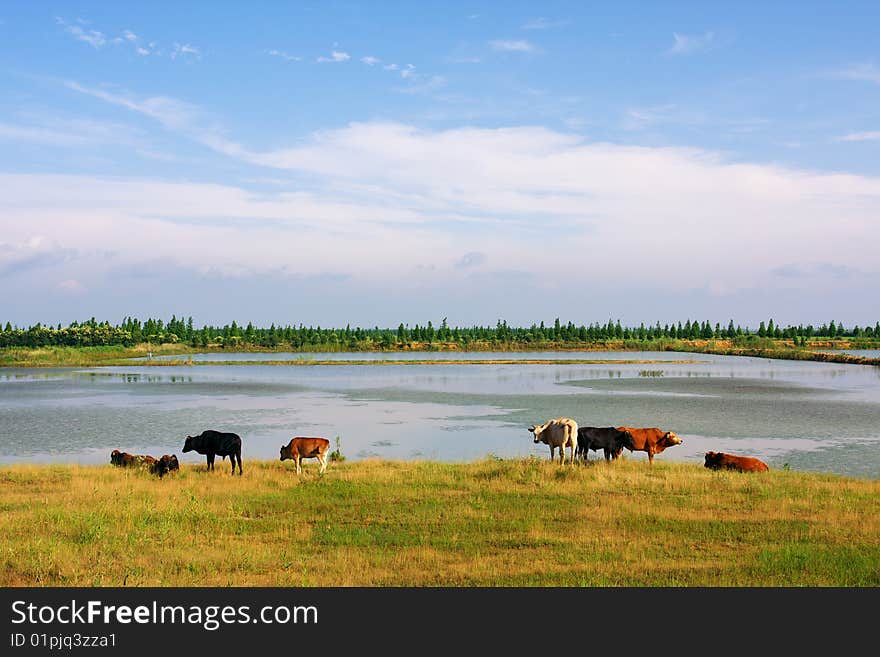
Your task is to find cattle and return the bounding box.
[528,417,579,465]
[704,451,769,473]
[110,450,158,469]
[151,454,180,477]
[616,426,682,465]
[576,426,632,462]
[280,437,331,475]
[182,430,243,475]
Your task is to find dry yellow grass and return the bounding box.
[1,458,877,587]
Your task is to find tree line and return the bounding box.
[1,316,878,350]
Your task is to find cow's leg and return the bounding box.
[237,451,243,475]
[318,454,327,474]
[207,453,215,471]
[648,448,655,465]
[230,454,235,475]
[295,456,302,475]
[549,446,555,462]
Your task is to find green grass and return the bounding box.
[1,458,877,587]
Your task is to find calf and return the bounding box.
[280,437,330,475]
[704,451,769,473]
[151,454,180,477]
[183,430,243,475]
[576,427,631,462]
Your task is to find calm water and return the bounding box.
[1,351,879,479]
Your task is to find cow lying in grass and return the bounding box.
[151,454,180,477]
[110,450,158,469]
[704,451,769,473]
[280,437,330,475]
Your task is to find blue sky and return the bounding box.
[1,1,879,329]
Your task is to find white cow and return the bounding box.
[529,417,579,465]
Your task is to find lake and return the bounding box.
[1,351,879,479]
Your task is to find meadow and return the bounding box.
[1,457,877,587]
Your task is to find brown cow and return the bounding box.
[151,454,180,477]
[576,426,631,462]
[704,451,769,473]
[280,437,331,475]
[616,426,682,465]
[110,449,158,469]
[528,417,579,465]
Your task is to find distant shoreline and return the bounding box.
[2,339,878,368]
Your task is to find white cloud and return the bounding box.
[384,63,399,71]
[317,50,350,63]
[668,31,715,55]
[836,131,880,142]
[56,17,106,48]
[361,56,380,65]
[489,40,535,52]
[171,43,200,59]
[122,30,138,42]
[5,122,878,302]
[267,49,302,62]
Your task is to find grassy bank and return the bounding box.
[1,338,878,367]
[1,458,877,586]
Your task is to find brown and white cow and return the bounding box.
[704,451,769,473]
[110,449,158,469]
[576,426,631,462]
[528,417,579,465]
[280,437,331,475]
[616,426,682,465]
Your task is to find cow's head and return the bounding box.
[280,443,292,461]
[182,435,194,452]
[110,449,121,465]
[663,431,682,447]
[704,451,721,469]
[528,425,541,443]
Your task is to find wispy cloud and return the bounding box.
[317,50,350,63]
[624,104,678,130]
[826,63,880,84]
[171,43,200,60]
[56,16,106,48]
[489,39,535,53]
[266,49,302,62]
[836,131,880,142]
[668,31,715,55]
[522,18,568,30]
[361,56,380,65]
[56,17,180,59]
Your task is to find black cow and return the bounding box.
[576,427,631,462]
[182,430,243,475]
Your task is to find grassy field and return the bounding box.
[1,458,877,587]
